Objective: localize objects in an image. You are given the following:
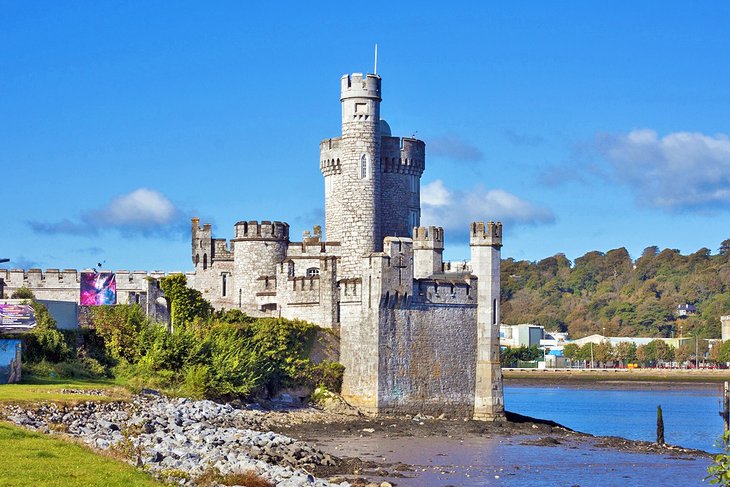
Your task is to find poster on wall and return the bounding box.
[0,304,36,331]
[80,272,117,306]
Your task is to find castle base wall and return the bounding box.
[376,305,477,417]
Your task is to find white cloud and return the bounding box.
[596,129,730,211]
[29,188,186,238]
[89,188,178,226]
[421,180,555,235]
[421,179,452,207]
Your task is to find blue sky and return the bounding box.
[2,1,729,271]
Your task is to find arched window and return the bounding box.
[306,267,320,277]
[203,254,208,270]
[195,254,199,267]
[360,154,368,179]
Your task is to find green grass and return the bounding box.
[0,421,161,486]
[0,375,130,405]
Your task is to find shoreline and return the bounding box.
[503,367,730,384]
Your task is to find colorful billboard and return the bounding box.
[0,304,36,331]
[80,272,117,306]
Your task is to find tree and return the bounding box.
[158,274,213,330]
[652,340,673,364]
[562,343,580,360]
[675,344,692,367]
[614,341,637,366]
[11,287,34,299]
[593,340,614,366]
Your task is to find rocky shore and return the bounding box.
[1,391,356,486]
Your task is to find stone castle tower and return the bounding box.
[320,73,424,276]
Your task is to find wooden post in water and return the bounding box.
[656,405,665,445]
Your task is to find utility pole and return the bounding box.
[696,336,700,368]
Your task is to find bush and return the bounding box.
[10,287,34,299]
[305,360,345,392]
[22,301,71,364]
[85,305,148,362]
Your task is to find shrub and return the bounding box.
[22,301,71,363]
[10,287,34,299]
[85,305,148,362]
[180,364,211,400]
[305,360,345,392]
[707,432,730,485]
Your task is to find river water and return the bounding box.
[314,382,723,486]
[504,382,726,452]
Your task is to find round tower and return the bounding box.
[232,221,289,313]
[320,73,383,277]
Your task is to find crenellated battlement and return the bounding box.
[341,73,381,101]
[380,136,425,176]
[234,221,289,241]
[413,226,444,248]
[212,239,233,260]
[469,221,503,248]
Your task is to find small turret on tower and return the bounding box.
[413,226,444,279]
[191,218,212,270]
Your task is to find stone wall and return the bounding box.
[0,269,173,323]
[377,304,477,417]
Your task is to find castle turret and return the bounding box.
[232,221,289,312]
[470,221,505,421]
[319,73,382,277]
[191,218,212,270]
[413,226,443,279]
[722,315,730,342]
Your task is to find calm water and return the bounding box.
[504,382,727,452]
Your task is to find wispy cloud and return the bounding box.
[595,129,730,212]
[421,180,555,238]
[428,135,483,162]
[504,129,544,147]
[28,188,187,238]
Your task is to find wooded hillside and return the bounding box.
[500,240,730,339]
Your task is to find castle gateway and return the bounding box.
[189,72,505,420]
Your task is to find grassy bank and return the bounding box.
[0,422,160,486]
[503,367,730,383]
[0,376,129,405]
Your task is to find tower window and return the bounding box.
[360,154,368,179]
[306,267,320,277]
[222,274,227,297]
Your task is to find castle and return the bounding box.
[0,72,504,420]
[187,73,505,419]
